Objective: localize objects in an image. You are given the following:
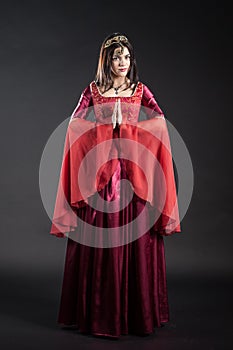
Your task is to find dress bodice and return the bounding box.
[70,80,164,122]
[90,81,144,126]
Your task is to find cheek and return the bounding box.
[111,62,118,72]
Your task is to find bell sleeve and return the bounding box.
[141,83,181,235]
[50,85,94,238]
[50,84,117,238]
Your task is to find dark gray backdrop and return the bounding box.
[0,0,232,349]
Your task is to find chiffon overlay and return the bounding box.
[50,80,181,338]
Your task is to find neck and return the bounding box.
[112,76,126,87]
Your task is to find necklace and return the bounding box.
[113,79,127,95]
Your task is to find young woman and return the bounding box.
[50,32,181,339]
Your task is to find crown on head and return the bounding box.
[103,35,128,49]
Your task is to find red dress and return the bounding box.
[51,80,181,338]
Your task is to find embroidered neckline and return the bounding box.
[92,80,140,98]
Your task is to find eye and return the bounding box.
[112,56,120,61]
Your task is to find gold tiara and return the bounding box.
[103,35,128,49]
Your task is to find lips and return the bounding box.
[119,68,127,72]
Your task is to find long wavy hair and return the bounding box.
[95,32,139,93]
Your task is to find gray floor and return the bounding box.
[0,269,232,350]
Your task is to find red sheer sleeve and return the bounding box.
[132,83,181,236]
[50,84,94,237]
[50,84,117,238]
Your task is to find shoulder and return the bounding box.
[140,81,153,93]
[74,82,93,109]
[89,80,102,95]
[140,81,154,101]
[89,80,96,90]
[79,82,93,100]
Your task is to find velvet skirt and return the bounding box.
[57,128,170,338]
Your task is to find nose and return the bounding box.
[119,57,127,66]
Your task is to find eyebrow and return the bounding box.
[113,53,130,57]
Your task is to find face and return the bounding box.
[111,46,131,78]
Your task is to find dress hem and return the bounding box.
[57,321,168,338]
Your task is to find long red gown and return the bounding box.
[50,80,181,338]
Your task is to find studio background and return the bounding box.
[0,0,232,349]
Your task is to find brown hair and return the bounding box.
[95,32,139,93]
